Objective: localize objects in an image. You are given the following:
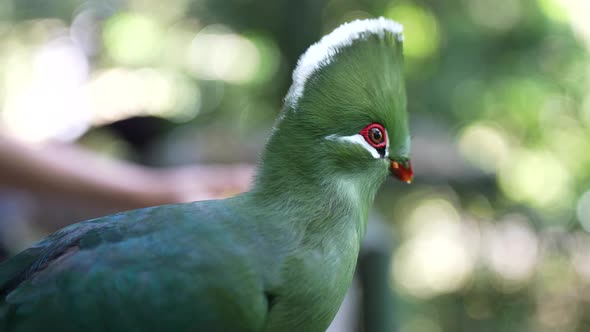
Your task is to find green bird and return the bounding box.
[0,17,412,332]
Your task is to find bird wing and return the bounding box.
[0,207,158,298]
[0,202,270,332]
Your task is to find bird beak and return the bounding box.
[390,159,413,184]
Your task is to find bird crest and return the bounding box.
[285,17,404,109]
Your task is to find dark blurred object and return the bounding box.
[358,217,396,332]
[104,116,171,164]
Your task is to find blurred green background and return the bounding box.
[1,0,590,331]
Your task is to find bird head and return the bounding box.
[257,18,412,200]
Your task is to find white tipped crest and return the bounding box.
[285,17,403,109]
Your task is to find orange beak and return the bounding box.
[390,159,413,184]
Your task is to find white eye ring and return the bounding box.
[325,129,390,159]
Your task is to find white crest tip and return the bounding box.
[285,17,404,109]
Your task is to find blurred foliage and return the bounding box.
[1,0,590,331]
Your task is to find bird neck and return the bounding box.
[248,137,378,238]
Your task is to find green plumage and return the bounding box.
[0,18,410,332]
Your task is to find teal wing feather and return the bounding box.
[0,201,273,332]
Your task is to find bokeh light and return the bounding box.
[483,214,538,285]
[393,198,475,298]
[385,2,440,61]
[188,25,261,84]
[85,67,200,124]
[458,122,510,173]
[498,149,572,210]
[2,32,90,142]
[466,0,523,32]
[538,0,590,48]
[103,12,163,65]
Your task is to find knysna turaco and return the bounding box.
[0,17,413,331]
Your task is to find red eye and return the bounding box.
[360,123,387,148]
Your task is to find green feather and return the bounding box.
[0,17,410,332]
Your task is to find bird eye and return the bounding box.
[369,128,383,145]
[360,123,387,149]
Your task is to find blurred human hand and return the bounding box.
[152,164,254,204]
[0,135,254,210]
